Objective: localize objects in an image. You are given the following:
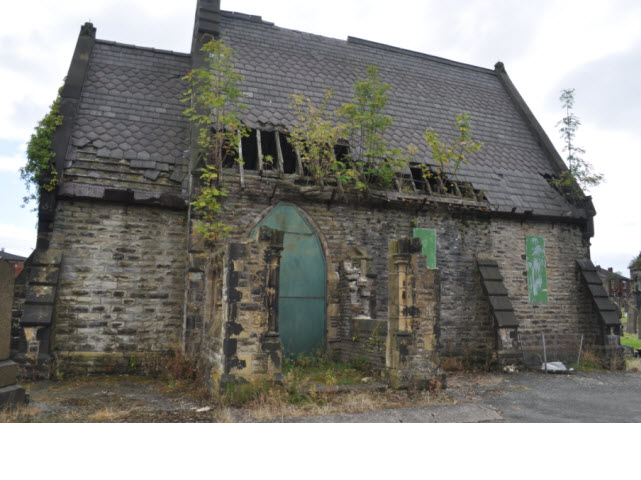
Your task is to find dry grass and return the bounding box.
[235,386,455,421]
[87,407,134,422]
[0,405,41,423]
[440,357,465,373]
[626,358,641,372]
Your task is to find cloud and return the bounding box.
[552,41,641,133]
[0,223,36,258]
[0,140,26,172]
[0,152,26,172]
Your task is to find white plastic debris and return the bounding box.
[541,361,569,372]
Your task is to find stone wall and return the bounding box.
[199,173,596,367]
[45,199,187,374]
[194,228,284,392]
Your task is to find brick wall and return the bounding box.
[48,200,187,374]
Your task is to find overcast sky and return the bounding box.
[1,0,639,274]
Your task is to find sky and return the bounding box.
[1,0,639,274]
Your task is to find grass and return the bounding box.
[282,353,374,387]
[620,332,641,350]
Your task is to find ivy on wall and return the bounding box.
[21,88,63,207]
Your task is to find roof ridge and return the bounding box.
[347,36,495,75]
[221,10,273,25]
[95,39,190,58]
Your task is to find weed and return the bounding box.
[578,347,607,371]
[0,405,40,423]
[441,356,465,373]
[128,354,138,372]
[87,407,133,422]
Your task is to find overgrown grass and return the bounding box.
[578,348,607,371]
[282,353,374,387]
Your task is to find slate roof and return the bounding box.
[219,11,584,218]
[59,9,585,218]
[61,41,190,200]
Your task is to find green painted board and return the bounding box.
[251,204,326,355]
[526,235,548,303]
[413,228,436,268]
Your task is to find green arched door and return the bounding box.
[251,204,326,355]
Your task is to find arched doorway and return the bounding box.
[251,204,326,355]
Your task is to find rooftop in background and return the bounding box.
[0,250,28,263]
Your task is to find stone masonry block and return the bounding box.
[0,360,18,388]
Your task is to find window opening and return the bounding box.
[280,134,298,174]
[241,128,259,170]
[260,130,278,170]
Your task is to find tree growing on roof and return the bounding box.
[339,65,416,191]
[182,38,247,242]
[422,112,482,194]
[288,90,346,187]
[555,88,603,196]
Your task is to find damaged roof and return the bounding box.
[219,11,583,218]
[60,8,587,219]
[60,40,190,203]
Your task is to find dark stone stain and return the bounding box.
[223,338,237,356]
[402,305,420,317]
[228,243,246,260]
[227,321,243,336]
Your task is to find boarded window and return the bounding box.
[526,235,548,303]
[413,228,436,269]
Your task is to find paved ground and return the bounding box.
[5,371,641,422]
[283,371,641,422]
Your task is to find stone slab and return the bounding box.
[600,310,621,327]
[478,266,503,281]
[0,360,18,388]
[587,283,608,298]
[489,295,514,312]
[483,280,508,296]
[28,265,60,285]
[21,303,54,326]
[494,311,519,327]
[581,271,603,285]
[594,297,617,312]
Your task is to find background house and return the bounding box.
[0,250,27,277]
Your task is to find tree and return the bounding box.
[183,39,247,181]
[182,39,247,243]
[288,90,346,186]
[556,89,603,195]
[423,112,482,192]
[339,65,415,190]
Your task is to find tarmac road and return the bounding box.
[281,371,641,423]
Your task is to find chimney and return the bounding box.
[192,0,221,57]
[608,267,613,273]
